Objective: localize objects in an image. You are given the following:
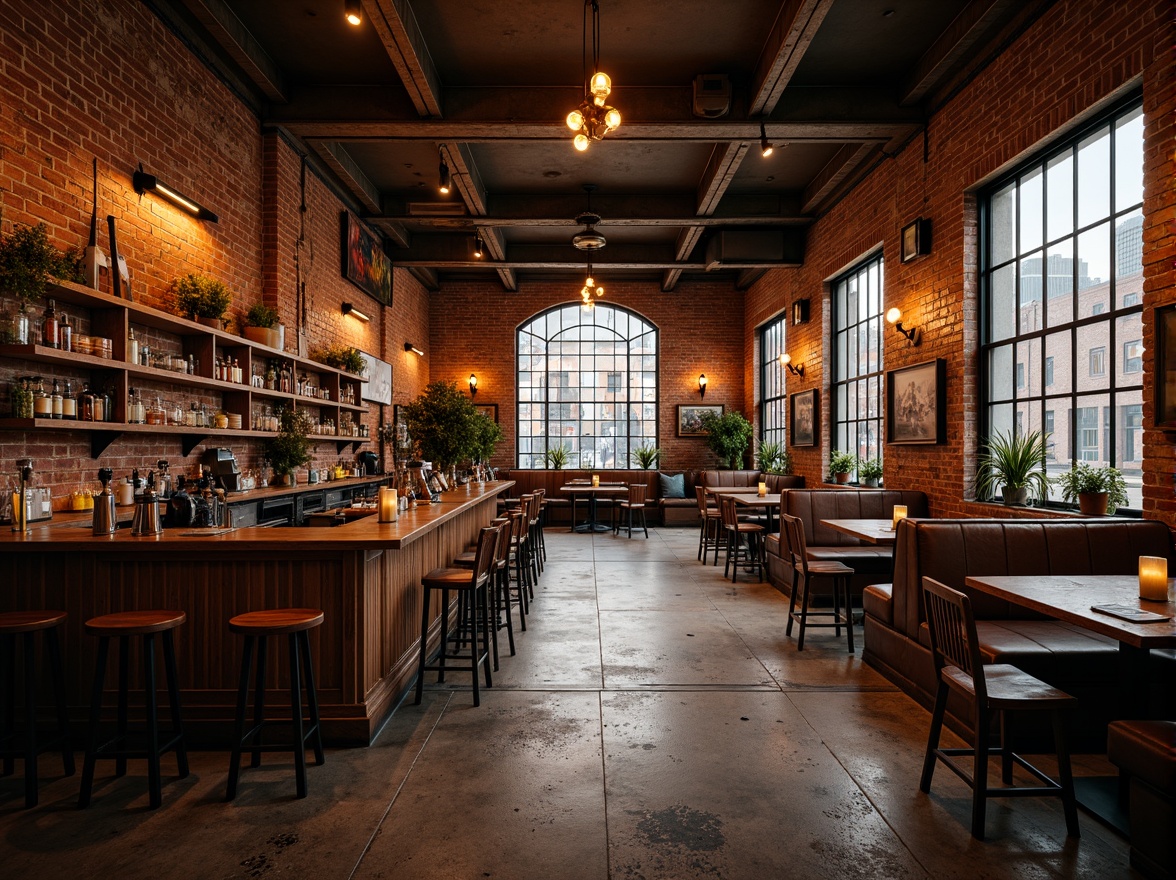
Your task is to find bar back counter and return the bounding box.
[0,480,514,745]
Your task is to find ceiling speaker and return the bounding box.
[693,74,730,119]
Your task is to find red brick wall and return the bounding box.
[744,0,1175,524]
[429,280,746,470]
[0,0,427,501]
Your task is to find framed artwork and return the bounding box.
[900,217,931,263]
[474,403,499,424]
[790,389,817,447]
[1156,305,1176,428]
[341,212,392,306]
[357,351,392,406]
[677,404,723,436]
[886,358,946,444]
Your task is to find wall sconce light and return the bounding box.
[469,374,478,396]
[698,373,708,398]
[473,235,484,258]
[779,353,804,377]
[438,149,451,195]
[341,302,370,322]
[759,121,774,158]
[791,298,810,325]
[404,342,424,356]
[886,307,921,345]
[344,0,362,26]
[132,165,218,222]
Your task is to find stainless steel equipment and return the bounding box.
[92,467,116,536]
[131,476,162,536]
[201,447,241,492]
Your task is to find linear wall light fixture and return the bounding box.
[341,302,370,322]
[404,342,424,356]
[779,353,804,377]
[885,307,921,345]
[132,165,218,222]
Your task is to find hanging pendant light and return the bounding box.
[580,263,604,311]
[566,0,620,151]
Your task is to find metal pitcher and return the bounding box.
[131,486,162,536]
[92,467,116,536]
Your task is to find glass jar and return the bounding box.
[11,376,33,419]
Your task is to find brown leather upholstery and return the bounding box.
[1109,721,1176,793]
[1108,720,1176,878]
[700,469,761,488]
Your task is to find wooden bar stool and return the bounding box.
[79,610,189,809]
[781,514,854,651]
[226,608,325,800]
[0,610,73,807]
[454,520,514,668]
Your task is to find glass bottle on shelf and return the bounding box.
[41,299,59,348]
[188,353,196,375]
[11,376,33,419]
[127,328,139,364]
[78,382,95,421]
[50,378,63,419]
[32,377,51,417]
[59,313,71,352]
[11,303,29,345]
[61,379,76,419]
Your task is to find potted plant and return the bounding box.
[0,223,79,344]
[1055,463,1128,515]
[265,406,312,486]
[631,443,661,469]
[544,442,570,469]
[173,272,231,327]
[756,440,792,475]
[828,450,857,484]
[973,429,1052,506]
[471,411,504,466]
[401,380,481,477]
[311,343,365,374]
[242,303,281,349]
[858,457,883,488]
[700,410,754,469]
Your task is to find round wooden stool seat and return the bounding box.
[84,610,186,636]
[229,608,324,636]
[421,567,478,589]
[0,610,67,634]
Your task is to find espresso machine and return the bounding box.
[201,447,242,492]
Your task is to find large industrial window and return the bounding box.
[516,302,658,469]
[831,254,884,476]
[979,95,1144,508]
[759,314,788,448]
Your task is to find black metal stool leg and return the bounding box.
[46,627,74,777]
[226,634,254,800]
[78,637,109,808]
[288,633,307,799]
[22,632,37,807]
[2,634,14,778]
[415,587,431,704]
[162,630,188,778]
[251,635,267,768]
[298,630,324,767]
[143,634,162,809]
[115,636,129,778]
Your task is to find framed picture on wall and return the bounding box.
[474,403,499,424]
[357,351,392,406]
[886,358,945,444]
[677,404,723,436]
[341,211,392,306]
[790,389,817,447]
[900,217,931,262]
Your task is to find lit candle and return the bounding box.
[1138,556,1169,602]
[592,474,600,488]
[757,481,767,497]
[891,504,908,530]
[378,486,398,523]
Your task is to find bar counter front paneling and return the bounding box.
[0,480,514,745]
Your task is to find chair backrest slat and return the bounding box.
[921,576,987,699]
[627,484,647,504]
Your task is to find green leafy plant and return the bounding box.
[631,443,662,469]
[311,343,365,374]
[828,450,857,479]
[700,410,754,469]
[974,429,1052,505]
[544,442,570,469]
[1055,463,1128,515]
[0,223,62,303]
[245,303,280,328]
[401,380,482,471]
[266,406,313,477]
[173,272,231,320]
[471,412,504,464]
[756,440,792,475]
[858,457,883,484]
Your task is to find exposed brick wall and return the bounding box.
[428,280,746,470]
[744,0,1175,524]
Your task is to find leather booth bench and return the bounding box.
[862,518,1174,748]
[763,489,928,594]
[1108,720,1176,879]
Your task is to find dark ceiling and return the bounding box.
[154,0,1054,291]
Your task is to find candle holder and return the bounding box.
[591,474,600,488]
[891,504,908,530]
[1138,556,1168,602]
[378,486,398,523]
[757,481,767,497]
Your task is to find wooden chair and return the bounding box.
[613,483,649,538]
[695,485,722,563]
[781,513,853,651]
[454,519,515,669]
[720,496,763,583]
[920,576,1080,840]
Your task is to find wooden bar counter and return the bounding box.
[0,480,514,745]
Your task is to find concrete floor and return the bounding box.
[0,527,1138,878]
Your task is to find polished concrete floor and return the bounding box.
[0,526,1138,878]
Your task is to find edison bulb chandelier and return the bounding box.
[580,266,604,310]
[566,0,620,151]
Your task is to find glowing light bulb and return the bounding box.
[567,109,584,131]
[590,71,612,103]
[604,108,621,131]
[574,134,590,151]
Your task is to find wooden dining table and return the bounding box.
[819,518,898,545]
[560,483,629,533]
[727,492,780,531]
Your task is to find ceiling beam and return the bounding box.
[801,143,879,215]
[310,142,382,214]
[178,0,286,102]
[364,0,443,117]
[901,0,1020,106]
[749,0,836,115]
[441,143,518,291]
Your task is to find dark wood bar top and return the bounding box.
[1,480,515,551]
